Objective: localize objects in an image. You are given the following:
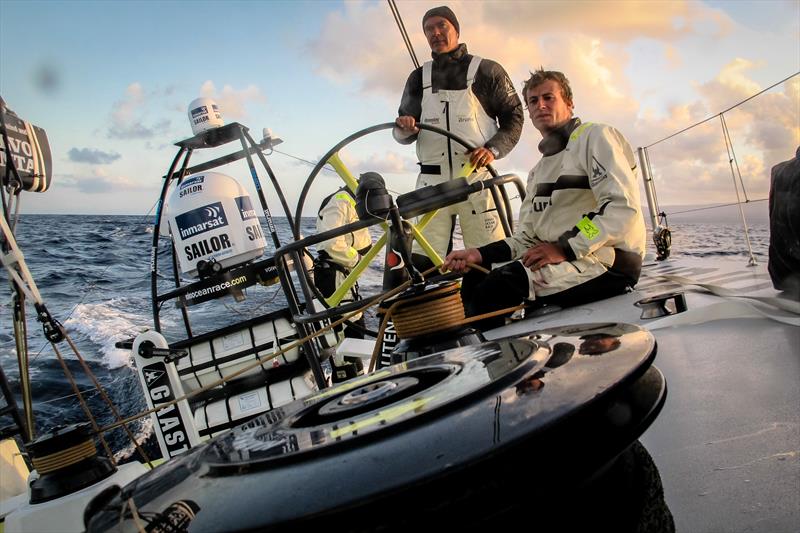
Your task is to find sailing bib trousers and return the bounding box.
[411,56,507,264]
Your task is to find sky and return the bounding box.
[0,0,798,217]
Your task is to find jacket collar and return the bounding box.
[431,43,468,64]
[538,117,581,156]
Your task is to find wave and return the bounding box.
[113,417,155,463]
[63,301,152,369]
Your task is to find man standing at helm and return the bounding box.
[394,5,523,268]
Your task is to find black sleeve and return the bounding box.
[395,67,423,144]
[398,67,423,118]
[477,240,512,266]
[473,59,524,159]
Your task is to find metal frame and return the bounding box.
[150,122,327,388]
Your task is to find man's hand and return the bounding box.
[395,116,419,135]
[443,248,483,273]
[521,242,567,271]
[469,146,496,168]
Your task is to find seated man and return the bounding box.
[444,68,646,330]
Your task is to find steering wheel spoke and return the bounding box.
[325,151,359,193]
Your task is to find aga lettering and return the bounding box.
[156,403,189,456]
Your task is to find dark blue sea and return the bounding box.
[0,214,770,460]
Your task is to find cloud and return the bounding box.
[308,1,793,207]
[308,0,731,99]
[483,1,732,42]
[339,149,417,175]
[58,168,149,194]
[198,81,266,121]
[68,147,121,165]
[308,1,426,95]
[107,83,172,139]
[634,62,798,204]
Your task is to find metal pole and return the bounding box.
[637,147,660,232]
[719,114,758,266]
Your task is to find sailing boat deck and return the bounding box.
[488,255,800,532]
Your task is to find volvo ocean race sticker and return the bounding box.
[178,262,273,307]
[175,201,228,239]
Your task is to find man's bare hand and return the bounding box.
[395,116,419,134]
[443,248,483,273]
[469,147,495,168]
[521,242,567,271]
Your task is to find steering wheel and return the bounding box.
[290,122,516,337]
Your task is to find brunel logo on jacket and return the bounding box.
[175,202,228,239]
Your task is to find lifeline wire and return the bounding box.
[644,71,799,149]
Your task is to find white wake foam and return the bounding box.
[64,300,151,369]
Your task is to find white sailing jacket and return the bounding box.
[505,119,646,271]
[316,189,372,269]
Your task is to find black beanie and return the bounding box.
[422,6,459,35]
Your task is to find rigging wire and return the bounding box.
[644,71,799,149]
[719,114,758,265]
[272,148,340,176]
[388,0,420,69]
[665,197,767,216]
[720,113,750,202]
[271,148,407,197]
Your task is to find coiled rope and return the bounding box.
[368,263,525,372]
[31,438,96,474]
[391,284,465,338]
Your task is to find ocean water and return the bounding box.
[0,213,770,459]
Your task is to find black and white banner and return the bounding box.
[0,101,53,192]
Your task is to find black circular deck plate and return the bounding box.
[86,322,662,533]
